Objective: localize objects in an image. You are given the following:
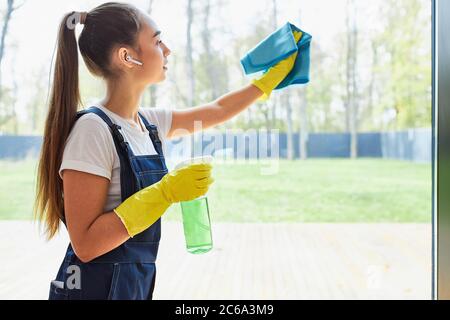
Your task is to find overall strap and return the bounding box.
[138,112,164,156]
[76,106,137,201]
[76,107,127,150]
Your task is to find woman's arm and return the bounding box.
[62,169,130,263]
[167,84,263,138]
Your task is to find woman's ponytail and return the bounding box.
[34,12,82,239]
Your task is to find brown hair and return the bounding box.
[34,2,143,239]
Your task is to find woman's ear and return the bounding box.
[116,47,135,68]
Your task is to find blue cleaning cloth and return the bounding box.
[240,22,312,90]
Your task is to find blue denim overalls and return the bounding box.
[49,106,168,300]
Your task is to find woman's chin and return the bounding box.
[158,72,167,81]
[147,76,166,85]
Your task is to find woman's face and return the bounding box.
[124,14,171,85]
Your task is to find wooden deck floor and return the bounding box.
[0,221,431,300]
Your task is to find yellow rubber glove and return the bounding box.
[113,163,214,237]
[252,30,303,102]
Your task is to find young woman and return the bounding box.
[34,2,300,300]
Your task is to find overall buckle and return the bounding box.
[112,124,129,150]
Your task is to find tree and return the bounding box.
[186,0,195,107]
[270,0,279,130]
[374,0,431,130]
[196,0,229,103]
[26,66,48,135]
[297,8,308,160]
[305,41,337,133]
[146,0,157,108]
[345,0,359,158]
[0,0,25,130]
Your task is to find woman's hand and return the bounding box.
[114,163,214,237]
[251,30,303,101]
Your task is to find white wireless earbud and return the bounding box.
[126,54,143,66]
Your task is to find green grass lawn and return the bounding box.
[0,159,432,222]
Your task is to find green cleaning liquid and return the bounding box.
[180,196,213,254]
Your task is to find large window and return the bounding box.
[0,0,437,300]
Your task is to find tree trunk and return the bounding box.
[346,0,359,159]
[186,0,195,107]
[350,2,359,159]
[297,9,308,160]
[201,0,220,101]
[367,39,378,128]
[0,1,14,88]
[270,0,278,129]
[146,0,157,108]
[299,88,308,160]
[0,0,22,133]
[285,91,294,160]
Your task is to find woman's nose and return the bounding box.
[163,43,171,56]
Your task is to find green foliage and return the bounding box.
[307,0,431,133]
[306,44,343,132]
[374,0,432,129]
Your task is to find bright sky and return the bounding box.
[0,0,414,121]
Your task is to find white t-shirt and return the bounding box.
[59,104,173,213]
